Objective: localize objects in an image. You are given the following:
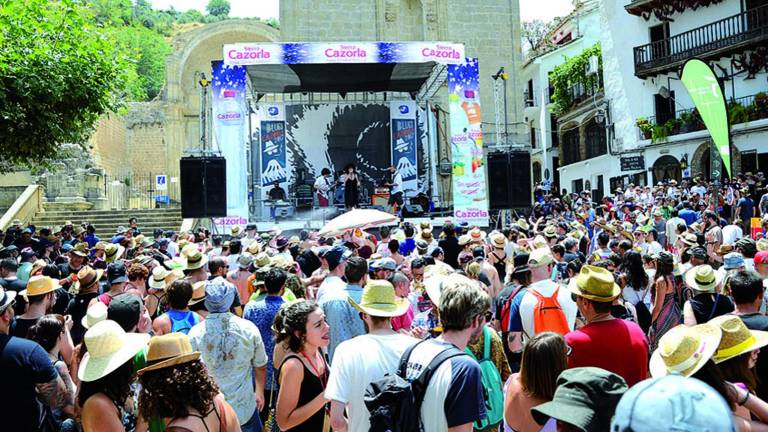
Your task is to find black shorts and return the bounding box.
[389,192,404,206]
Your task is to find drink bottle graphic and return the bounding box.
[216,89,246,210]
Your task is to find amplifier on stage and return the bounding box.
[374,187,390,195]
[371,192,390,207]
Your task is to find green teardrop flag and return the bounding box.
[681,59,731,177]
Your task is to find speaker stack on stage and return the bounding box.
[487,151,532,210]
[180,156,227,219]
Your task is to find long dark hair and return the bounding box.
[27,314,64,352]
[520,332,567,400]
[78,359,135,409]
[692,360,736,411]
[623,251,649,291]
[273,300,319,353]
[718,353,758,394]
[138,360,219,421]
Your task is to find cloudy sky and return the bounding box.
[154,0,573,23]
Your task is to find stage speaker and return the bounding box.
[180,156,227,218]
[402,204,425,218]
[488,152,532,209]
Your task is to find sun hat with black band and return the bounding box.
[188,281,206,306]
[72,266,105,294]
[684,265,724,293]
[568,265,621,302]
[137,333,201,375]
[0,288,16,313]
[104,243,125,263]
[185,249,208,271]
[148,266,171,290]
[531,367,628,432]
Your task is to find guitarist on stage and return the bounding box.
[313,168,335,207]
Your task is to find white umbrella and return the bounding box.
[318,208,398,237]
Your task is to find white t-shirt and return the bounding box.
[403,340,487,431]
[518,279,577,340]
[391,172,403,195]
[316,275,346,303]
[325,333,418,432]
[722,224,743,246]
[227,253,240,273]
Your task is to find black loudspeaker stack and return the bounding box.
[179,156,227,218]
[487,151,532,210]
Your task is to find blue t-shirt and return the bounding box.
[318,284,365,362]
[400,238,416,257]
[738,197,755,221]
[0,334,57,432]
[679,209,698,226]
[243,295,285,390]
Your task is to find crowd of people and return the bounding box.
[2,174,768,432]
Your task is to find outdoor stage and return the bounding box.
[204,41,491,232]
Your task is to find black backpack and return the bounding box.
[365,340,467,432]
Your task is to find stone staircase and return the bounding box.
[30,208,183,238]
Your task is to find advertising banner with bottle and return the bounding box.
[390,101,418,196]
[448,58,489,227]
[211,60,248,219]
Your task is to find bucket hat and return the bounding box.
[568,265,621,302]
[710,315,768,364]
[650,324,721,378]
[77,320,149,382]
[722,252,745,270]
[137,333,201,375]
[348,279,410,317]
[81,301,108,329]
[684,265,724,293]
[19,275,59,298]
[254,252,271,268]
[237,254,254,269]
[531,367,628,432]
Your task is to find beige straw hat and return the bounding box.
[710,315,768,364]
[78,320,149,382]
[137,333,200,375]
[650,324,721,378]
[347,279,410,318]
[81,302,108,329]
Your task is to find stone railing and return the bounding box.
[0,185,44,230]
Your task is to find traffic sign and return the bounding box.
[155,174,168,191]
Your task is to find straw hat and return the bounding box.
[515,218,530,231]
[419,229,434,241]
[709,315,768,364]
[347,279,410,318]
[81,301,108,329]
[148,266,171,290]
[716,244,734,256]
[29,259,48,277]
[757,238,768,252]
[104,243,125,263]
[71,266,104,294]
[246,241,261,255]
[568,265,621,302]
[528,247,553,268]
[532,235,549,250]
[78,320,149,382]
[468,227,486,242]
[185,249,208,270]
[254,252,271,268]
[231,225,242,237]
[490,233,506,249]
[19,275,59,298]
[543,225,557,239]
[684,265,724,293]
[650,324,721,378]
[69,242,89,258]
[619,230,635,243]
[458,234,471,246]
[188,281,206,306]
[680,233,698,247]
[137,333,201,375]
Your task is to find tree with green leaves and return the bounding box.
[206,0,231,17]
[0,0,132,168]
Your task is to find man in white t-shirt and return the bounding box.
[386,166,404,213]
[326,279,418,432]
[315,245,350,302]
[402,273,489,431]
[507,247,577,341]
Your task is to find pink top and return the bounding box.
[390,306,414,332]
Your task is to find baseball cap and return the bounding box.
[755,251,768,266]
[107,261,128,284]
[107,294,142,332]
[611,375,734,432]
[324,245,351,271]
[532,367,628,431]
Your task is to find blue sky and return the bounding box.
[153,0,573,22]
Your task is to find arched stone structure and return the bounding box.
[162,21,279,178]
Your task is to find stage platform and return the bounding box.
[248,211,452,237]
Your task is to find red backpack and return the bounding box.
[529,286,570,336]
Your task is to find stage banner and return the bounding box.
[259,103,286,197]
[391,101,418,196]
[448,58,489,227]
[224,41,466,66]
[211,60,248,219]
[681,59,731,178]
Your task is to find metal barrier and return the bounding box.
[103,173,181,210]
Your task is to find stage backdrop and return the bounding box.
[211,61,248,222]
[448,58,489,227]
[390,101,418,195]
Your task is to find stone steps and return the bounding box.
[30,208,183,238]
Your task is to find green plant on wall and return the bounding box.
[549,44,602,117]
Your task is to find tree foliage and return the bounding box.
[549,43,602,117]
[522,20,552,54]
[0,0,132,167]
[206,0,231,17]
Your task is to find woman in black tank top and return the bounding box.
[274,300,331,432]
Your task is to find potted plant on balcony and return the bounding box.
[753,92,768,120]
[679,111,697,133]
[728,100,750,126]
[636,117,653,139]
[651,122,671,143]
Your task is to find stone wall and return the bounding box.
[89,114,127,179]
[125,102,166,179]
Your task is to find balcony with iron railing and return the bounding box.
[635,93,768,142]
[625,0,725,18]
[633,4,768,78]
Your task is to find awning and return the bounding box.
[246,62,437,94]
